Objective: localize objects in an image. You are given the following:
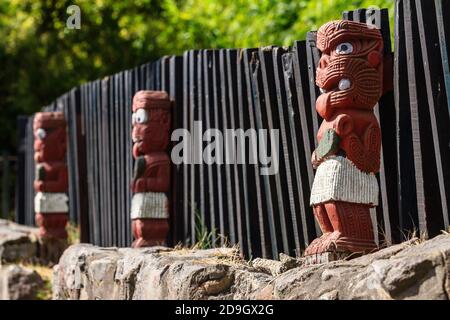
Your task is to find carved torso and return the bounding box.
[33,112,68,193]
[317,109,381,173]
[132,153,170,193]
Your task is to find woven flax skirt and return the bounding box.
[310,156,378,206]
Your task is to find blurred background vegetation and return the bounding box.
[0,0,394,153]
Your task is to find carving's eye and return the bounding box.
[134,109,148,124]
[336,42,353,55]
[338,79,352,91]
[37,128,46,140]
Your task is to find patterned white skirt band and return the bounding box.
[34,192,69,213]
[131,192,169,219]
[310,156,379,206]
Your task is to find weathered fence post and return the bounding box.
[130,91,172,247]
[16,117,28,224]
[1,150,10,219]
[33,112,69,263]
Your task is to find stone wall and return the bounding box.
[53,234,450,300]
[0,219,38,263]
[0,219,45,300]
[0,265,43,300]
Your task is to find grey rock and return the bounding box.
[251,258,283,276]
[53,245,270,300]
[0,219,38,263]
[52,234,450,300]
[251,254,302,276]
[272,235,450,300]
[0,264,44,300]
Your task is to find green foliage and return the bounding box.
[67,220,80,245]
[1,0,169,151]
[159,0,394,51]
[193,204,217,249]
[1,0,395,152]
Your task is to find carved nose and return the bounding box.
[319,55,330,69]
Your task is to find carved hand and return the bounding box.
[312,129,341,168]
[340,124,381,173]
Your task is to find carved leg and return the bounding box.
[35,213,68,239]
[35,213,68,264]
[324,201,377,254]
[131,218,169,248]
[304,204,333,255]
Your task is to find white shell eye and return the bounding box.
[134,109,148,124]
[338,78,352,91]
[37,128,46,140]
[336,42,353,55]
[132,113,136,125]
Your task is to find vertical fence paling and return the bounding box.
[16,117,28,224]
[394,1,418,235]
[1,150,10,219]
[235,49,252,258]
[202,50,217,246]
[289,41,317,247]
[16,5,450,257]
[416,0,450,231]
[396,0,450,237]
[169,55,184,245]
[227,49,245,255]
[24,116,35,226]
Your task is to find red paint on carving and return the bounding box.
[33,112,68,193]
[131,218,169,248]
[33,112,67,163]
[132,90,172,156]
[33,112,68,246]
[305,202,377,255]
[306,20,384,258]
[131,91,172,248]
[35,213,68,239]
[33,162,68,193]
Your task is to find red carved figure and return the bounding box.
[131,153,171,193]
[33,113,67,162]
[130,91,172,248]
[305,20,384,260]
[132,91,172,157]
[33,112,68,192]
[33,112,69,263]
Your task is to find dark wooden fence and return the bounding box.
[16,2,450,259]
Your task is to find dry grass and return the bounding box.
[400,228,427,245]
[19,263,53,300]
[162,240,245,267]
[67,222,80,245]
[189,245,246,267]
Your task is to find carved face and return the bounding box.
[33,112,67,162]
[315,20,384,119]
[131,91,171,158]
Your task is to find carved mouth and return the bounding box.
[319,78,351,95]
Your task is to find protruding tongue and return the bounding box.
[316,91,332,119]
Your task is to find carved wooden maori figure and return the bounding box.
[33,112,69,263]
[305,20,385,260]
[130,90,172,248]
